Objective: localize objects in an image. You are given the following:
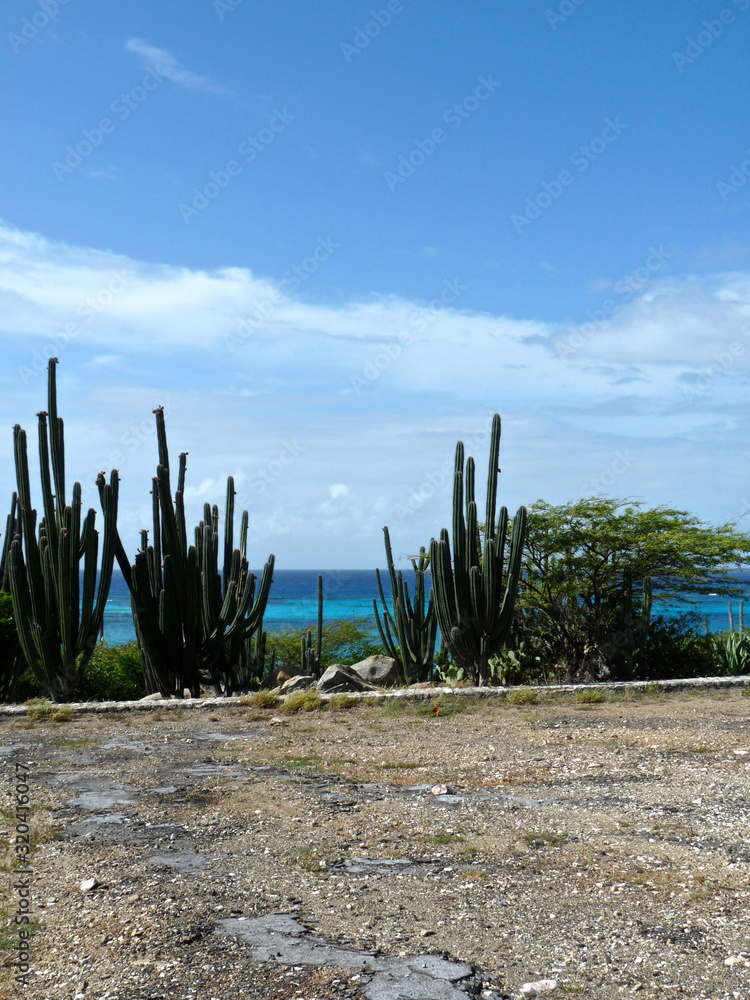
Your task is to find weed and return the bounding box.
[507,688,538,706]
[382,761,421,770]
[283,754,321,768]
[522,831,566,850]
[329,757,357,765]
[242,689,279,710]
[574,689,606,704]
[51,707,74,723]
[741,681,750,698]
[426,833,465,845]
[280,689,321,714]
[418,695,469,717]
[327,693,356,712]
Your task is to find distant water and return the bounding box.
[100,568,750,646]
[101,569,404,646]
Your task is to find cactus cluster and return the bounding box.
[118,407,274,696]
[373,527,437,683]
[6,360,119,701]
[429,413,527,685]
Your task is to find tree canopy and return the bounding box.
[514,497,750,682]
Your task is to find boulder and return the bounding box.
[280,674,316,694]
[349,654,400,687]
[317,664,378,693]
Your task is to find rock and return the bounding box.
[80,878,99,893]
[271,666,305,686]
[139,692,162,702]
[431,784,449,796]
[280,675,316,693]
[349,654,399,687]
[520,979,558,998]
[317,664,377,693]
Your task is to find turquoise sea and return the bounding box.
[100,568,750,646]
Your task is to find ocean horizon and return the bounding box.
[99,568,750,647]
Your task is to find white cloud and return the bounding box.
[1,220,749,566]
[124,38,233,97]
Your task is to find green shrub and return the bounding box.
[267,619,385,673]
[72,642,145,702]
[635,614,717,680]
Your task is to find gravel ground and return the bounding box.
[1,685,749,1000]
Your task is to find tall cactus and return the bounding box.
[122,407,274,696]
[301,574,323,677]
[1,492,20,592]
[7,359,118,701]
[373,528,437,683]
[429,414,527,685]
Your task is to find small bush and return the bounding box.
[635,614,716,680]
[280,689,321,714]
[327,693,356,712]
[72,642,145,702]
[575,689,606,704]
[241,689,279,709]
[507,687,538,706]
[266,619,385,674]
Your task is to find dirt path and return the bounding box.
[1,688,749,999]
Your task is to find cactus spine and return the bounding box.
[7,359,118,701]
[373,528,437,683]
[429,414,527,685]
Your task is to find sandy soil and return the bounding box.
[1,686,749,1000]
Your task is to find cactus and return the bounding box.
[301,574,323,677]
[373,528,437,683]
[1,492,20,592]
[717,600,750,675]
[121,407,274,696]
[7,359,118,701]
[429,414,527,686]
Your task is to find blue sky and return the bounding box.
[2,1,750,568]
